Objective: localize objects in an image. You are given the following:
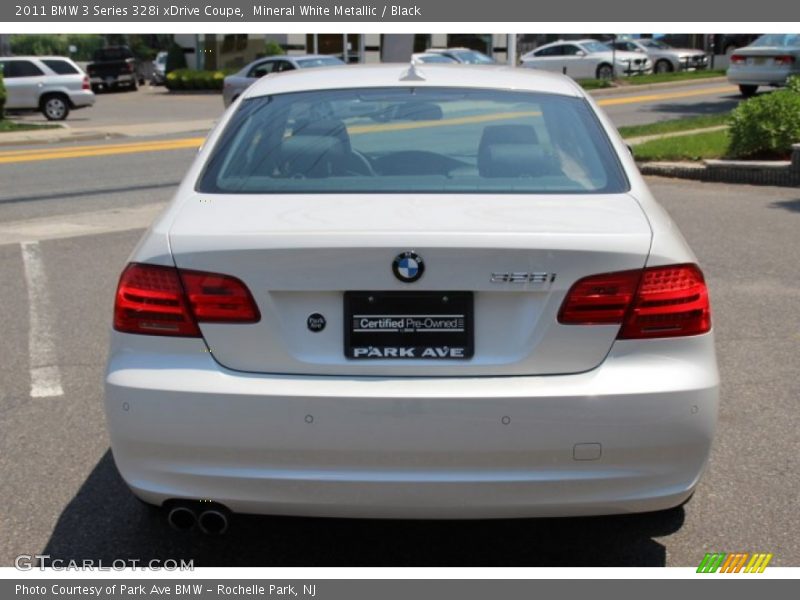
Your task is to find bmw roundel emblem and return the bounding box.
[392,251,425,283]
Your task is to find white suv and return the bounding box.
[0,56,95,120]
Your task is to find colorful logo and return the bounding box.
[697,552,773,573]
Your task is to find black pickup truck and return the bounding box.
[86,46,145,92]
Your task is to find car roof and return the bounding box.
[241,63,583,100]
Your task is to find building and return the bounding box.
[174,34,513,70]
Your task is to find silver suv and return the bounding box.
[0,56,96,120]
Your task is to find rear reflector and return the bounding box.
[114,263,259,337]
[559,264,711,339]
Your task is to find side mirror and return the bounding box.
[576,50,587,57]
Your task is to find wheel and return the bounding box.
[654,59,673,74]
[40,94,70,121]
[739,84,758,98]
[596,63,614,79]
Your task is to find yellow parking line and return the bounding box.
[0,137,204,164]
[596,85,738,107]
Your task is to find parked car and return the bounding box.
[727,33,800,96]
[0,56,94,120]
[611,38,709,73]
[427,47,496,64]
[222,54,344,107]
[150,51,167,86]
[521,39,652,79]
[106,64,718,528]
[411,53,459,65]
[86,45,145,92]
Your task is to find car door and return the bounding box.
[526,45,565,73]
[1,59,46,109]
[560,44,592,78]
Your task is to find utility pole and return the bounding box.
[507,33,517,66]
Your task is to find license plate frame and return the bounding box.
[344,291,474,360]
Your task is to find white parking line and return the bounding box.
[20,241,64,398]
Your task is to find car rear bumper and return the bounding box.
[68,90,96,108]
[90,73,135,86]
[727,65,798,85]
[105,334,719,519]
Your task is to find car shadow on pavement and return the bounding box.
[769,198,800,213]
[40,451,683,567]
[644,98,741,117]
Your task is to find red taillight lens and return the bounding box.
[558,270,641,324]
[179,270,260,323]
[619,264,711,339]
[113,263,259,337]
[559,264,711,339]
[730,54,746,64]
[774,55,796,65]
[82,76,90,90]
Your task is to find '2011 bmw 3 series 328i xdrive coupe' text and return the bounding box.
[105,64,718,532]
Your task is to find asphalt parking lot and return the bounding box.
[1,140,798,565]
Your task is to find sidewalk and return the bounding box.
[0,118,217,146]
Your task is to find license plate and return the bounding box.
[749,57,766,65]
[344,291,473,360]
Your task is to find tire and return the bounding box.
[654,59,673,74]
[739,84,758,98]
[40,94,70,121]
[596,63,614,79]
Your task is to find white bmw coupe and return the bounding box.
[105,64,718,533]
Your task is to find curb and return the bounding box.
[638,144,800,187]
[588,76,729,97]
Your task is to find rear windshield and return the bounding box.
[197,87,628,195]
[296,57,345,68]
[750,34,800,48]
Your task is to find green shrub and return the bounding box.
[728,89,800,159]
[165,69,229,91]
[264,40,285,56]
[787,75,800,94]
[0,72,6,119]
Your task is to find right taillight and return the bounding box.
[559,264,711,339]
[113,263,260,337]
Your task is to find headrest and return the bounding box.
[292,119,351,152]
[478,124,548,178]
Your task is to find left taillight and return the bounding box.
[82,76,90,90]
[113,263,260,337]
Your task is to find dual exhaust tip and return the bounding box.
[167,503,229,535]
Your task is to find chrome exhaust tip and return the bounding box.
[197,509,229,535]
[166,506,196,531]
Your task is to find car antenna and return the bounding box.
[400,62,426,81]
